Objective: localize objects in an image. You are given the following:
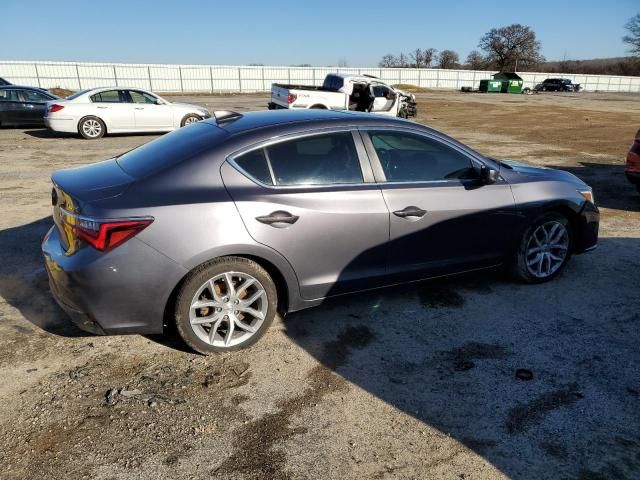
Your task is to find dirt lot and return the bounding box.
[0,91,639,480]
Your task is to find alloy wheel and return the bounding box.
[184,115,199,125]
[188,271,267,348]
[82,119,102,138]
[525,221,569,278]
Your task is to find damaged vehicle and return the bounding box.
[268,73,417,118]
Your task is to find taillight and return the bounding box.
[48,104,65,113]
[60,209,153,252]
[287,93,297,104]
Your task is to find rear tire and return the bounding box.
[174,256,277,354]
[78,116,105,139]
[512,212,572,284]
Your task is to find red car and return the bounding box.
[627,129,640,193]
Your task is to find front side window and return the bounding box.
[21,89,53,102]
[233,132,363,186]
[90,90,122,103]
[129,90,160,104]
[372,85,393,98]
[369,131,475,182]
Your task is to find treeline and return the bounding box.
[538,57,640,76]
[378,17,640,76]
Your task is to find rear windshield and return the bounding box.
[116,123,228,178]
[322,75,344,92]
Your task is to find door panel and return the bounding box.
[220,158,389,299]
[89,90,135,130]
[127,90,172,129]
[19,89,52,124]
[381,182,517,279]
[363,128,517,279]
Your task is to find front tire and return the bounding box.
[180,114,201,127]
[174,257,277,354]
[78,116,105,139]
[513,213,572,283]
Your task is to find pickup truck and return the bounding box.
[268,73,417,118]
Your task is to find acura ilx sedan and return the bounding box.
[42,110,599,354]
[44,87,210,139]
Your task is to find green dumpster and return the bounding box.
[492,72,524,94]
[479,79,505,93]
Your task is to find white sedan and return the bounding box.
[44,87,210,139]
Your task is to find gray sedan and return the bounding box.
[42,110,599,354]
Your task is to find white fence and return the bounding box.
[1,61,639,93]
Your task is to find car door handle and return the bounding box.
[256,211,299,226]
[96,106,108,109]
[134,107,144,110]
[393,206,427,218]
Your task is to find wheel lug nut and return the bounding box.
[234,310,239,314]
[234,300,239,304]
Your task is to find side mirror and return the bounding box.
[480,166,498,184]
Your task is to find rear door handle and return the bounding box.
[96,106,107,109]
[256,210,299,226]
[393,206,427,218]
[134,107,144,110]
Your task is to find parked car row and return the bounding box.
[0,84,211,138]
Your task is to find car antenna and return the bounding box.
[213,111,243,124]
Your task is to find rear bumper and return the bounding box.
[573,201,600,254]
[44,116,77,133]
[268,102,287,110]
[42,226,187,335]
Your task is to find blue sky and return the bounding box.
[2,0,637,65]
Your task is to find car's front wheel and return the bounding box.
[174,257,277,354]
[513,213,572,283]
[180,114,201,127]
[78,116,105,139]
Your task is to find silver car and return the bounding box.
[42,110,599,354]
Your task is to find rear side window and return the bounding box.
[22,89,53,102]
[369,131,475,182]
[91,90,122,103]
[116,123,228,178]
[233,133,363,186]
[267,132,362,185]
[322,75,344,92]
[235,149,273,185]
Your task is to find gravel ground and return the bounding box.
[0,91,639,480]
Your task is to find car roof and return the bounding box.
[0,85,47,90]
[204,109,413,136]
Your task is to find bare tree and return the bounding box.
[337,58,348,67]
[409,48,424,68]
[397,53,409,68]
[379,54,397,68]
[623,13,640,56]
[465,50,486,70]
[423,48,437,67]
[437,50,460,69]
[479,24,544,71]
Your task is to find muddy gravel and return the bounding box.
[0,91,639,480]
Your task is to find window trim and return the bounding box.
[227,127,375,189]
[89,89,125,104]
[359,126,492,186]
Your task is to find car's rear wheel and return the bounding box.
[78,116,105,139]
[513,213,572,283]
[174,257,277,354]
[180,114,201,127]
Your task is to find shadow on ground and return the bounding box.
[283,237,640,479]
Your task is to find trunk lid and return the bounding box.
[51,158,135,254]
